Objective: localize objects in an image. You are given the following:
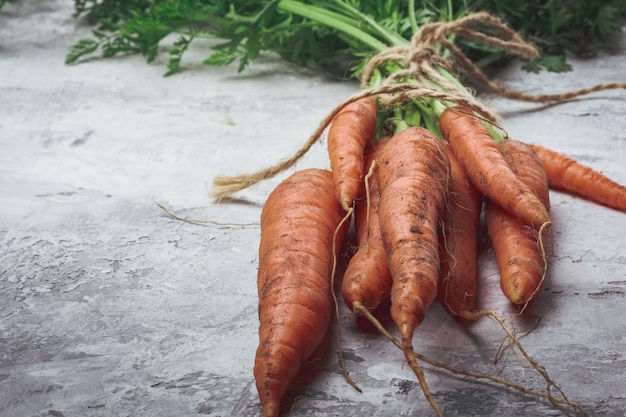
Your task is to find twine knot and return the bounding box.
[359,12,547,121]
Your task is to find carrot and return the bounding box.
[254,168,349,417]
[375,127,449,413]
[439,106,550,229]
[438,142,482,318]
[327,95,379,211]
[342,137,392,317]
[486,139,550,306]
[529,143,626,213]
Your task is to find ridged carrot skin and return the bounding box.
[375,127,449,349]
[438,142,482,317]
[487,139,550,305]
[327,96,379,211]
[254,168,349,417]
[342,137,392,314]
[439,106,550,229]
[529,143,626,213]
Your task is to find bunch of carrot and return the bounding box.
[248,93,626,416]
[203,14,625,416]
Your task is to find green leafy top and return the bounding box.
[66,0,626,77]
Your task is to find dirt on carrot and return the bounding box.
[486,139,551,306]
[529,143,626,213]
[438,141,483,318]
[374,126,450,415]
[327,95,379,212]
[439,106,550,229]
[254,168,350,417]
[342,137,392,320]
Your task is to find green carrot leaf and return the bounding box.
[65,37,102,64]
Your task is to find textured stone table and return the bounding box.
[1,2,625,416]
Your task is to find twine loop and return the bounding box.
[359,12,545,122]
[361,11,623,110]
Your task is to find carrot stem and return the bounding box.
[278,0,389,52]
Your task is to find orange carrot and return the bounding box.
[438,142,483,318]
[375,127,449,404]
[327,96,379,211]
[486,139,550,306]
[254,168,349,417]
[439,106,550,229]
[529,143,626,213]
[342,137,392,316]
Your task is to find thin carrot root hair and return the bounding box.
[404,339,443,417]
[460,309,588,417]
[330,206,362,393]
[352,303,443,416]
[156,202,258,227]
[362,159,377,253]
[352,301,588,417]
[518,220,551,315]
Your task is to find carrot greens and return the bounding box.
[66,0,626,76]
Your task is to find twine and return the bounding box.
[210,84,491,199]
[210,12,626,199]
[399,11,625,104]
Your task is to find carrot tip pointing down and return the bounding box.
[254,168,349,417]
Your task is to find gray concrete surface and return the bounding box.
[1,2,625,416]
